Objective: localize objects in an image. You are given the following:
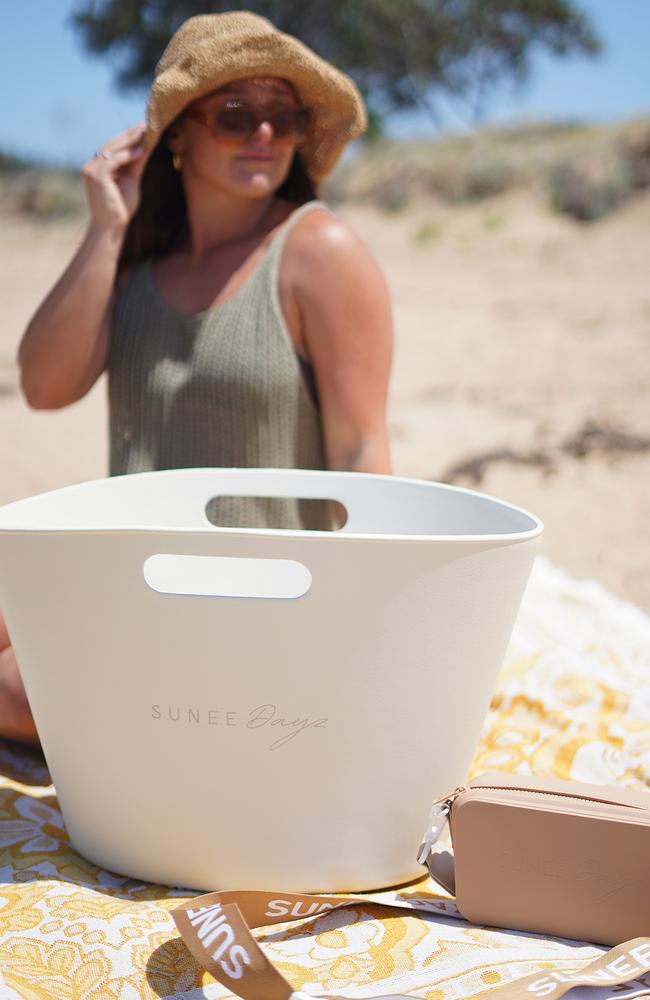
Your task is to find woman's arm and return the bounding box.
[292,212,394,475]
[19,225,123,408]
[18,124,148,409]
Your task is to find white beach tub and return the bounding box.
[0,468,542,892]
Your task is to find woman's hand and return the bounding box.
[81,123,151,234]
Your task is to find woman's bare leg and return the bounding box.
[0,611,40,747]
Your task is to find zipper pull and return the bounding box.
[416,785,467,867]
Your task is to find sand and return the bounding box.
[1,189,649,611]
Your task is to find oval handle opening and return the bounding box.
[144,554,312,600]
[204,495,348,531]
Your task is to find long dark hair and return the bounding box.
[117,137,318,275]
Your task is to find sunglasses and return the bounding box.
[185,104,310,144]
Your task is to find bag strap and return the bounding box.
[172,888,650,999]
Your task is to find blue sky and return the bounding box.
[2,0,649,165]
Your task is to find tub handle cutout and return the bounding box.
[144,554,312,600]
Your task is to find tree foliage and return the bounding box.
[71,0,601,137]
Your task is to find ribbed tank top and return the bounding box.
[108,199,333,530]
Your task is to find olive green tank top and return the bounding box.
[108,199,333,530]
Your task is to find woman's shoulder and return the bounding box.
[288,199,352,240]
[286,200,385,292]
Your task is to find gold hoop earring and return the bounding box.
[172,152,183,171]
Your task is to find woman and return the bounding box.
[0,12,393,745]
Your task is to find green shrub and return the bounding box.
[17,172,85,220]
[545,149,635,221]
[1,169,85,221]
[483,210,506,231]
[619,124,650,189]
[461,155,518,200]
[328,117,650,221]
[0,149,30,174]
[412,219,443,244]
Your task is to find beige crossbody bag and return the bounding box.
[171,772,650,999]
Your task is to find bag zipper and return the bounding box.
[460,783,650,812]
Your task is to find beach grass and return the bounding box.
[325,116,650,222]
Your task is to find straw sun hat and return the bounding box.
[145,11,368,185]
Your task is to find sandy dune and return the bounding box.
[1,190,649,610]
